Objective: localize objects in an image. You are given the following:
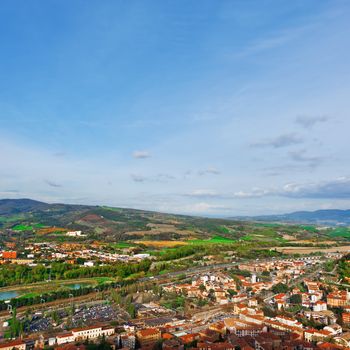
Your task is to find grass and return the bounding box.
[110,242,136,249]
[300,225,318,233]
[12,224,33,231]
[94,277,113,285]
[328,227,350,239]
[18,292,40,299]
[253,223,281,228]
[216,226,231,234]
[135,240,187,248]
[34,223,46,228]
[100,206,123,212]
[0,215,26,223]
[189,235,237,245]
[240,228,288,244]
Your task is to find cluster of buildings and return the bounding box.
[163,273,239,305]
[1,242,151,266]
[0,325,115,350]
[238,256,323,279]
[1,249,350,349]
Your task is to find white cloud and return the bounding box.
[185,189,221,198]
[229,177,350,200]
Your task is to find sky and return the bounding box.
[1,0,350,216]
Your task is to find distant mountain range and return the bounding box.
[233,209,350,226]
[1,198,349,242]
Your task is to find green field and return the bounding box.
[328,227,350,239]
[300,225,319,233]
[94,277,114,285]
[0,215,25,223]
[189,235,237,244]
[12,224,33,231]
[110,242,136,249]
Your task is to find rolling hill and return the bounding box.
[0,199,347,244]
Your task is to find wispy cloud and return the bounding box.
[44,180,62,188]
[0,189,20,194]
[130,174,147,183]
[188,202,231,214]
[184,189,221,198]
[198,167,221,176]
[130,173,175,183]
[295,115,329,129]
[229,177,350,200]
[288,149,323,168]
[280,178,350,199]
[132,150,151,159]
[230,23,313,59]
[53,152,66,158]
[251,133,303,149]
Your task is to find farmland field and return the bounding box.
[188,236,237,244]
[327,227,350,239]
[135,240,188,248]
[12,224,33,231]
[274,245,350,254]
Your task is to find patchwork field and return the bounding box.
[135,240,188,248]
[274,245,350,254]
[188,236,237,244]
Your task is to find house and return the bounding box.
[162,338,184,350]
[119,334,136,349]
[224,318,265,337]
[56,333,75,345]
[197,343,235,350]
[304,328,332,342]
[314,301,327,312]
[71,325,115,341]
[327,291,350,308]
[136,328,161,346]
[254,332,282,349]
[323,324,342,336]
[0,340,26,350]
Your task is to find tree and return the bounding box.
[111,291,122,305]
[10,308,22,338]
[126,300,136,318]
[290,294,302,305]
[272,283,289,294]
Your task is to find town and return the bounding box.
[2,0,350,348]
[1,247,350,350]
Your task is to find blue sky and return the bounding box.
[1,0,350,216]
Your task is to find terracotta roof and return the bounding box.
[137,328,160,337]
[162,333,173,340]
[179,334,198,343]
[0,340,26,349]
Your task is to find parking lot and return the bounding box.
[71,303,120,327]
[25,315,52,333]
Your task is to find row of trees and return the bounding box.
[0,260,152,287]
[0,278,141,311]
